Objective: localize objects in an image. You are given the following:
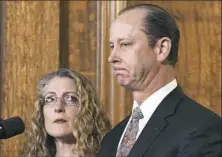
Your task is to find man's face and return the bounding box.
[109,10,158,90]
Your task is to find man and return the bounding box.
[97,4,221,157]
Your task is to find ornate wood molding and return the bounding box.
[96,1,130,125]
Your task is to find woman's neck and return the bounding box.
[54,137,75,157]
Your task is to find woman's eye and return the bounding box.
[45,96,55,103]
[66,95,78,103]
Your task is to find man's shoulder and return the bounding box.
[179,94,220,118]
[173,93,221,130]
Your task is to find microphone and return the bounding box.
[0,117,25,139]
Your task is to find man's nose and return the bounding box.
[108,47,121,63]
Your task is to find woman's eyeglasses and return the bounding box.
[40,92,79,106]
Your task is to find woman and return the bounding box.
[21,68,111,157]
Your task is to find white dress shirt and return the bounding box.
[117,79,178,149]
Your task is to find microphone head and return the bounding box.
[0,117,25,139]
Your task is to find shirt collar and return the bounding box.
[132,79,178,117]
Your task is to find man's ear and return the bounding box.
[154,37,172,63]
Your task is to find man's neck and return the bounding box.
[133,65,175,105]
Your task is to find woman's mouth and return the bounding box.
[53,119,67,123]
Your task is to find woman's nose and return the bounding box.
[54,98,65,113]
[54,105,65,113]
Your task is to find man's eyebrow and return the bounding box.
[139,28,149,35]
[109,37,132,43]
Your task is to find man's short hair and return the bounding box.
[119,4,180,66]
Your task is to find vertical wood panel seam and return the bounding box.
[0,1,5,118]
[0,1,6,154]
[98,2,110,106]
[194,7,201,97]
[96,1,101,95]
[59,1,69,68]
[209,2,214,111]
[85,2,90,72]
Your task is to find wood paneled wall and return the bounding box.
[68,1,97,85]
[0,1,221,157]
[0,1,60,157]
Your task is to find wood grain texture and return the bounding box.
[96,1,133,125]
[0,1,221,156]
[0,2,5,154]
[96,1,112,119]
[68,1,97,87]
[126,1,221,116]
[0,1,59,157]
[59,1,69,68]
[0,1,4,115]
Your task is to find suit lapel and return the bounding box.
[128,87,185,157]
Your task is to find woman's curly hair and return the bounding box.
[21,68,111,157]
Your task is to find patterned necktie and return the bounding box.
[116,107,144,157]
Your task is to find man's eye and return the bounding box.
[121,42,131,47]
[110,44,114,49]
[45,96,56,103]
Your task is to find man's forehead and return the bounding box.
[109,22,136,41]
[111,19,140,29]
[109,9,146,40]
[110,21,144,41]
[115,9,146,25]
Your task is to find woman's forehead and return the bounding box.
[43,77,77,95]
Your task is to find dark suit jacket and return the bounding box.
[97,87,222,157]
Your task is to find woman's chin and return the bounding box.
[49,132,73,139]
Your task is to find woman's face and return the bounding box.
[42,77,80,139]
